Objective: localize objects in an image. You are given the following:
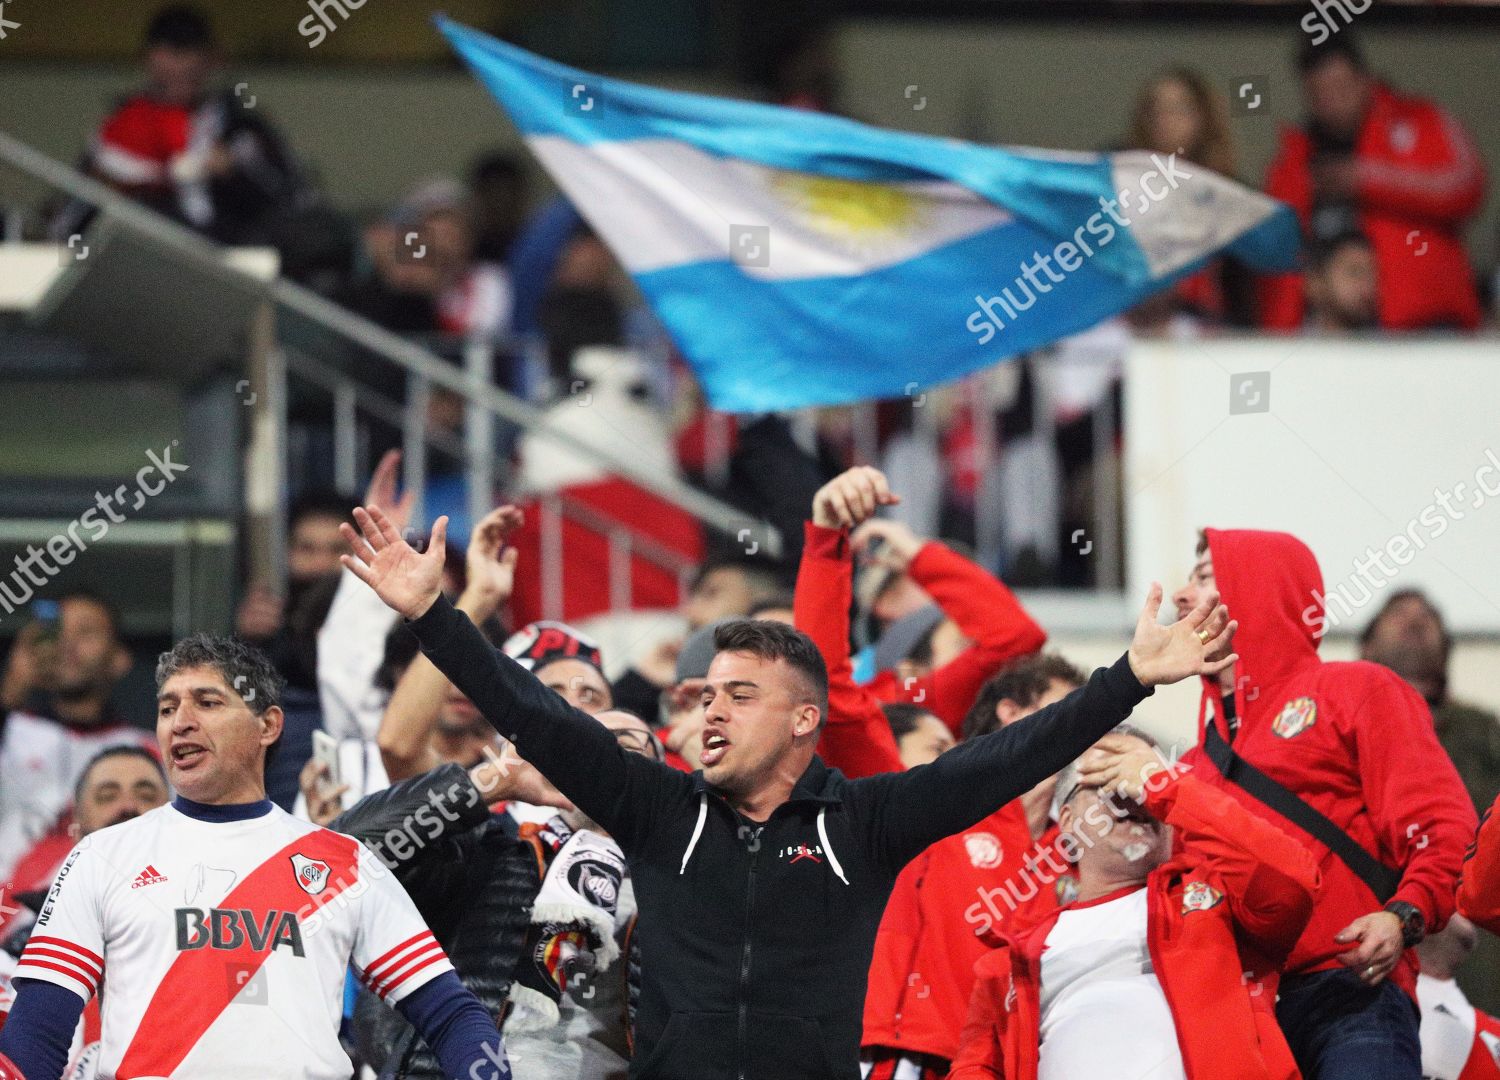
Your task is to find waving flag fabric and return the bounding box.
[439,17,1298,412]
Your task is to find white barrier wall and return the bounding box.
[1126,336,1500,637]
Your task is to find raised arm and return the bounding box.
[855,518,1046,734]
[377,506,521,781]
[795,468,906,778]
[852,585,1237,869]
[318,450,412,741]
[340,506,687,852]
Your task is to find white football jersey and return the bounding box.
[15,799,453,1079]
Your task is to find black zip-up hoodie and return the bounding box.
[409,596,1152,1080]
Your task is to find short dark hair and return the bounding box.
[144,4,215,50]
[712,619,829,726]
[882,702,938,742]
[58,587,125,643]
[376,624,422,693]
[156,634,286,767]
[1297,34,1367,76]
[1308,229,1373,274]
[692,553,794,603]
[470,152,524,188]
[74,745,167,805]
[747,593,796,619]
[1359,589,1450,649]
[961,653,1087,741]
[288,489,353,533]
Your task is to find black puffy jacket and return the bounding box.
[332,765,537,1080]
[410,596,1152,1080]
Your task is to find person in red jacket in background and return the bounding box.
[1259,35,1485,331]
[950,729,1320,1080]
[65,5,306,247]
[1459,792,1500,935]
[1177,528,1477,1080]
[799,466,1047,740]
[793,467,1077,1079]
[1414,914,1500,1080]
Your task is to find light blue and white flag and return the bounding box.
[440,18,1298,412]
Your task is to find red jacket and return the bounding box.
[1458,792,1500,935]
[862,806,1068,1061]
[949,770,1320,1080]
[797,522,1047,743]
[1182,528,1477,997]
[1260,84,1485,331]
[795,522,905,778]
[793,521,1062,1059]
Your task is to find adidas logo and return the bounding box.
[131,865,168,889]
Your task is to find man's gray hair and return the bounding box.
[155,633,284,714]
[1052,723,1161,820]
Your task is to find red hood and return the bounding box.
[1202,528,1324,734]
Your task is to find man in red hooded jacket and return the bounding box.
[1176,528,1477,1080]
[1258,35,1485,331]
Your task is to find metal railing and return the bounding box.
[0,131,773,619]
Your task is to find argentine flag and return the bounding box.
[440,18,1298,412]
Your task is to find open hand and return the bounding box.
[1126,583,1237,687]
[812,466,900,530]
[462,505,524,617]
[364,449,416,536]
[1077,732,1183,803]
[340,505,448,620]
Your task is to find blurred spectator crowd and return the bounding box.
[6,6,1495,592]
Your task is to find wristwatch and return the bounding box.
[1385,901,1426,947]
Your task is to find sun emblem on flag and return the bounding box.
[1272,696,1317,739]
[290,853,331,896]
[769,171,925,250]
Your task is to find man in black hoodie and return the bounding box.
[339,486,1237,1080]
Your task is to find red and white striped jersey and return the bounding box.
[15,799,452,1079]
